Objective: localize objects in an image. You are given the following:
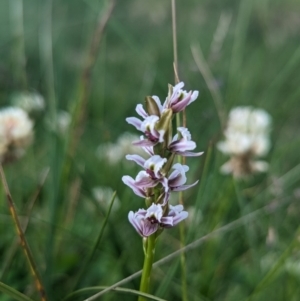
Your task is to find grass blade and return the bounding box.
[0,165,47,301]
[63,286,168,301]
[0,281,35,301]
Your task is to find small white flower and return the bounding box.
[249,108,271,133]
[45,110,71,135]
[11,92,45,113]
[227,106,271,135]
[218,106,272,178]
[96,132,145,165]
[57,111,71,134]
[0,107,33,143]
[0,107,34,162]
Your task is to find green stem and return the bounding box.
[9,0,27,88]
[138,234,156,301]
[0,166,47,301]
[178,222,188,301]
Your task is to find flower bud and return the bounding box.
[145,96,161,117]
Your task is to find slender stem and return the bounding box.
[9,0,27,88]
[0,169,49,280]
[0,281,35,301]
[171,0,178,82]
[0,165,47,301]
[138,234,156,301]
[39,1,57,297]
[63,286,168,301]
[172,1,188,300]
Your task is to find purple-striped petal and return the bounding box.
[128,211,159,237]
[132,139,157,147]
[126,117,142,130]
[171,180,199,192]
[136,104,148,118]
[125,154,145,167]
[176,151,204,157]
[122,176,147,198]
[169,140,196,152]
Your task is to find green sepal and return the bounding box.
[168,84,173,99]
[145,196,153,208]
[155,108,173,147]
[142,237,147,255]
[156,192,165,205]
[145,96,161,117]
[161,153,175,176]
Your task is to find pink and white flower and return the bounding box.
[168,127,203,157]
[163,82,199,113]
[126,115,164,146]
[128,203,188,237]
[161,163,199,204]
[122,155,168,198]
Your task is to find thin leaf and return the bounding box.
[63,286,168,301]
[0,281,35,301]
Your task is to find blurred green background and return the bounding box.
[1,0,300,300]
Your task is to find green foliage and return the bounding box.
[1,0,300,300]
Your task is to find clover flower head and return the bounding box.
[227,106,271,134]
[218,106,272,178]
[97,132,144,165]
[11,92,45,113]
[0,107,34,163]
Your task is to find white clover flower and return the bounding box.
[248,108,271,134]
[227,106,271,135]
[11,92,45,113]
[0,107,33,143]
[218,131,253,155]
[45,110,71,135]
[57,110,71,134]
[218,106,272,178]
[0,107,34,162]
[96,132,145,165]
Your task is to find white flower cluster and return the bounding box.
[96,132,145,165]
[45,110,71,135]
[0,107,34,162]
[11,92,45,113]
[218,106,272,178]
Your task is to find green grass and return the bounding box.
[1,0,300,300]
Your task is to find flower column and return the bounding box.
[122,82,203,299]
